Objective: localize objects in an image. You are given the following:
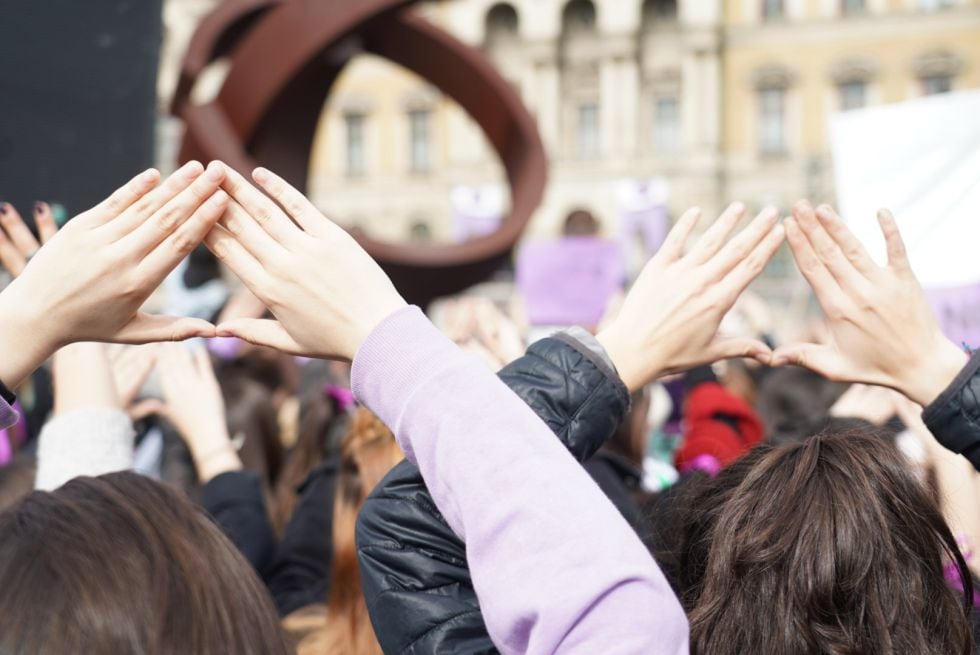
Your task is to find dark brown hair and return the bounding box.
[293,408,402,655]
[672,431,973,654]
[0,472,290,654]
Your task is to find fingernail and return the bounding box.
[0,203,7,215]
[211,190,228,205]
[180,160,203,179]
[205,161,224,182]
[33,201,45,214]
[730,201,745,213]
[252,167,270,184]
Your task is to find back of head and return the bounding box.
[562,208,599,236]
[676,432,973,655]
[0,472,289,655]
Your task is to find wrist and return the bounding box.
[0,282,61,387]
[899,337,969,407]
[596,325,657,392]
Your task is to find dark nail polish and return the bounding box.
[34,201,44,214]
[0,204,8,215]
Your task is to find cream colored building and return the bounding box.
[158,0,980,252]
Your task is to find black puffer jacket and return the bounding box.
[356,333,630,655]
[924,351,980,471]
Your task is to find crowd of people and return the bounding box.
[0,159,978,655]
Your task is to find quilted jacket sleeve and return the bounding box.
[356,334,630,655]
[923,351,980,471]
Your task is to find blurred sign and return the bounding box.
[830,91,980,346]
[616,178,670,257]
[516,237,624,327]
[452,184,505,242]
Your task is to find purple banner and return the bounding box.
[516,237,625,327]
[926,283,980,349]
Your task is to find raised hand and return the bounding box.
[154,344,241,482]
[596,202,785,391]
[771,201,966,406]
[0,201,58,277]
[205,165,406,360]
[0,162,229,387]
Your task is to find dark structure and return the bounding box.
[0,0,161,219]
[173,0,548,305]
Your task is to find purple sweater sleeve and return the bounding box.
[352,306,688,655]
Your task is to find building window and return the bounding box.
[562,0,597,36]
[839,81,866,111]
[409,109,431,173]
[758,88,786,154]
[576,103,599,159]
[345,114,365,177]
[921,74,952,95]
[762,0,783,21]
[841,0,865,14]
[642,0,678,25]
[653,97,680,153]
[485,3,519,45]
[409,221,432,243]
[918,0,953,10]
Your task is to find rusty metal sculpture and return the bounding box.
[172,0,547,305]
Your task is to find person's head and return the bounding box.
[220,373,284,487]
[562,208,599,236]
[0,453,36,513]
[0,471,289,654]
[672,431,973,654]
[756,365,847,444]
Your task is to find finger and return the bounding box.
[814,205,875,277]
[0,202,41,256]
[0,228,27,277]
[719,222,785,294]
[217,198,281,262]
[785,217,847,311]
[204,224,269,291]
[117,348,158,405]
[656,207,701,262]
[704,207,780,280]
[120,161,224,255]
[686,201,746,264]
[219,164,298,244]
[708,337,773,364]
[102,161,204,241]
[136,189,229,283]
[877,209,911,272]
[33,202,58,243]
[129,398,166,422]
[252,166,327,235]
[769,342,846,379]
[112,313,217,344]
[77,168,161,227]
[792,200,866,293]
[216,318,306,356]
[193,347,218,384]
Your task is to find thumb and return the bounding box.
[708,337,773,365]
[216,318,307,356]
[114,313,217,343]
[128,398,166,421]
[770,342,842,376]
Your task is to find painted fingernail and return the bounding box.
[205,161,224,182]
[34,201,45,214]
[0,203,7,215]
[252,167,270,184]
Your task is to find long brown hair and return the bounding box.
[671,431,973,654]
[0,471,290,654]
[294,408,402,655]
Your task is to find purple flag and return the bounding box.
[516,237,625,327]
[926,283,980,349]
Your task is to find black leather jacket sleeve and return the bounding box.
[923,351,980,471]
[355,334,630,655]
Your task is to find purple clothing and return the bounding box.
[352,306,688,655]
[0,397,18,433]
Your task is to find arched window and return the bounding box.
[562,0,597,36]
[485,3,519,44]
[642,0,678,26]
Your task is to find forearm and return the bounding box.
[352,307,687,655]
[53,342,119,414]
[0,282,58,389]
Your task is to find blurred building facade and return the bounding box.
[159,0,980,245]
